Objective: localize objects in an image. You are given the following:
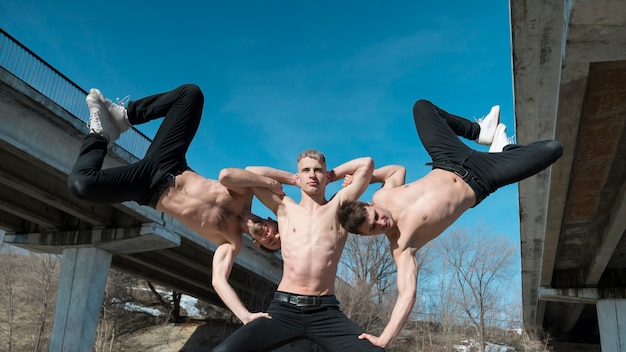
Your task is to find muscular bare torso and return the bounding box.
[155,170,251,248]
[276,197,346,296]
[374,169,476,251]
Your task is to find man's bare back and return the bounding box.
[156,170,250,247]
[373,169,476,251]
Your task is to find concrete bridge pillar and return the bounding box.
[49,247,112,352]
[596,299,626,352]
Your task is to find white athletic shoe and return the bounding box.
[489,123,510,153]
[476,105,500,145]
[90,88,132,134]
[86,92,119,145]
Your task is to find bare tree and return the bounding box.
[337,234,396,331]
[0,247,21,352]
[435,227,517,352]
[340,234,396,303]
[337,234,435,349]
[29,252,59,352]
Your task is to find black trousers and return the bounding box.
[412,99,563,206]
[212,292,385,352]
[68,84,204,206]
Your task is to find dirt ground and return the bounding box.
[115,320,325,352]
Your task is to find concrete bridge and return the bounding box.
[512,1,626,351]
[0,29,282,351]
[3,1,626,349]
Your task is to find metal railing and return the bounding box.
[0,28,150,157]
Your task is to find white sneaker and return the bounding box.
[90,88,132,134]
[476,105,500,145]
[86,92,120,145]
[489,123,509,152]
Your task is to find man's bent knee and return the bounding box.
[179,84,204,102]
[413,99,433,112]
[67,175,94,200]
[545,140,564,160]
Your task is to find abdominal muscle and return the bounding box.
[280,248,341,296]
[276,204,345,296]
[156,171,242,245]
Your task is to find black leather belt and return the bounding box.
[274,292,339,307]
[427,161,490,207]
[147,172,176,208]
[427,161,469,179]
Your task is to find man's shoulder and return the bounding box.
[180,170,217,184]
[372,187,394,203]
[327,187,359,205]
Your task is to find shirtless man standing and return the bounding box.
[213,150,385,351]
[68,84,282,324]
[337,99,563,348]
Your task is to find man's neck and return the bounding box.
[299,192,327,210]
[240,212,260,235]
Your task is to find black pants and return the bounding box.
[413,99,563,206]
[68,84,204,206]
[212,292,385,352]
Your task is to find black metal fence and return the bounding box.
[0,28,150,157]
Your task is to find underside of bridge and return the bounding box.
[512,0,626,349]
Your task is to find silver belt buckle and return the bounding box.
[454,167,469,178]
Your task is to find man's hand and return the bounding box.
[267,179,284,196]
[242,311,272,325]
[326,169,337,184]
[358,333,387,348]
[342,174,353,188]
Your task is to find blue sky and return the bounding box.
[1,1,520,278]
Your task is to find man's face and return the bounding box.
[252,218,280,250]
[357,205,395,235]
[296,157,327,194]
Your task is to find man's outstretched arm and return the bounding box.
[359,246,418,348]
[211,242,271,324]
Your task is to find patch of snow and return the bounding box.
[118,289,204,318]
[159,292,202,317]
[453,339,516,352]
[123,302,164,316]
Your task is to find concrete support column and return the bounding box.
[49,247,112,352]
[596,299,626,352]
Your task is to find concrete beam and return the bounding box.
[597,299,626,352]
[49,247,112,352]
[3,223,181,255]
[539,286,626,304]
[96,222,181,255]
[0,167,106,226]
[511,0,568,329]
[118,254,214,293]
[585,181,626,284]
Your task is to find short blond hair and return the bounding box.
[297,149,326,164]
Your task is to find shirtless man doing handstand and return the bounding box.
[68,84,282,324]
[338,99,563,348]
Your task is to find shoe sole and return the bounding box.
[90,88,129,132]
[489,124,508,152]
[477,105,501,145]
[86,91,120,144]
